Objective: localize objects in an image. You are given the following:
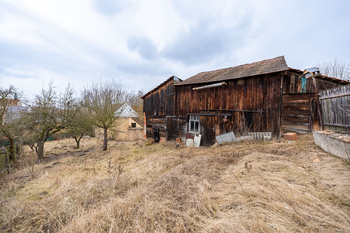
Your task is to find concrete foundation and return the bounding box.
[313,131,350,160]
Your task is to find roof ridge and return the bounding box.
[196,56,285,75]
[176,56,288,86]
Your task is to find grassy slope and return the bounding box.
[1,135,350,232]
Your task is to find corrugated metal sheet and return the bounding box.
[115,103,138,117]
[175,56,289,86]
[304,67,320,73]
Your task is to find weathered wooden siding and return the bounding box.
[143,70,348,144]
[282,93,318,133]
[175,73,282,144]
[283,72,340,94]
[319,85,350,133]
[143,78,175,118]
[145,117,167,138]
[143,77,176,140]
[166,116,187,140]
[282,72,344,133]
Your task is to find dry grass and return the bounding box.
[1,135,350,232]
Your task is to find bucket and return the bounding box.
[186,139,194,147]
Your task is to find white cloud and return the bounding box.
[0,0,349,98]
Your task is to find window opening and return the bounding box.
[189,115,200,132]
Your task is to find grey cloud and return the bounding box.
[92,0,127,16]
[161,18,252,66]
[117,60,170,77]
[127,36,159,60]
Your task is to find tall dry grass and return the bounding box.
[1,135,350,232]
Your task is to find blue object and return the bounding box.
[301,77,307,93]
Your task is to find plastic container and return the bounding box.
[186,139,194,147]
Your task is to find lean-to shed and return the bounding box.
[143,56,350,146]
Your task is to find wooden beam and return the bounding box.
[188,113,232,116]
[200,109,263,113]
[312,76,323,130]
[319,92,350,100]
[324,123,350,128]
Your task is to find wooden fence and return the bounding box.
[319,85,350,133]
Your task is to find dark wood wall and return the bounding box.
[283,72,340,94]
[143,71,346,144]
[143,78,176,139]
[143,78,176,118]
[175,73,283,145]
[282,72,342,133]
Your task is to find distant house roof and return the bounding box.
[142,76,182,99]
[2,98,20,107]
[115,103,138,118]
[175,56,289,86]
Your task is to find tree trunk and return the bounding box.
[8,137,15,162]
[103,128,108,151]
[37,141,45,159]
[73,137,80,149]
[73,134,83,149]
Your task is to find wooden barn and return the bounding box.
[143,56,349,146]
[142,76,184,142]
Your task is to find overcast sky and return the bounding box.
[0,0,349,99]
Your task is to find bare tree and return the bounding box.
[318,59,350,81]
[0,85,24,162]
[125,90,144,113]
[68,103,93,149]
[124,90,144,122]
[22,82,77,159]
[83,80,125,151]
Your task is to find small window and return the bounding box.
[189,115,200,132]
[131,123,136,128]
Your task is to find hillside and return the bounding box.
[1,135,350,232]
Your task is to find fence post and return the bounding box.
[312,77,324,130]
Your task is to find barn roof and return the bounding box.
[175,56,289,86]
[316,75,350,85]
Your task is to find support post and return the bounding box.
[312,77,324,130]
[144,112,147,138]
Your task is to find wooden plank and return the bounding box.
[188,113,232,116]
[283,126,308,134]
[282,116,309,123]
[324,123,350,128]
[283,105,310,111]
[282,111,310,117]
[200,109,263,113]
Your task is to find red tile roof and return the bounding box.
[4,98,20,106]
